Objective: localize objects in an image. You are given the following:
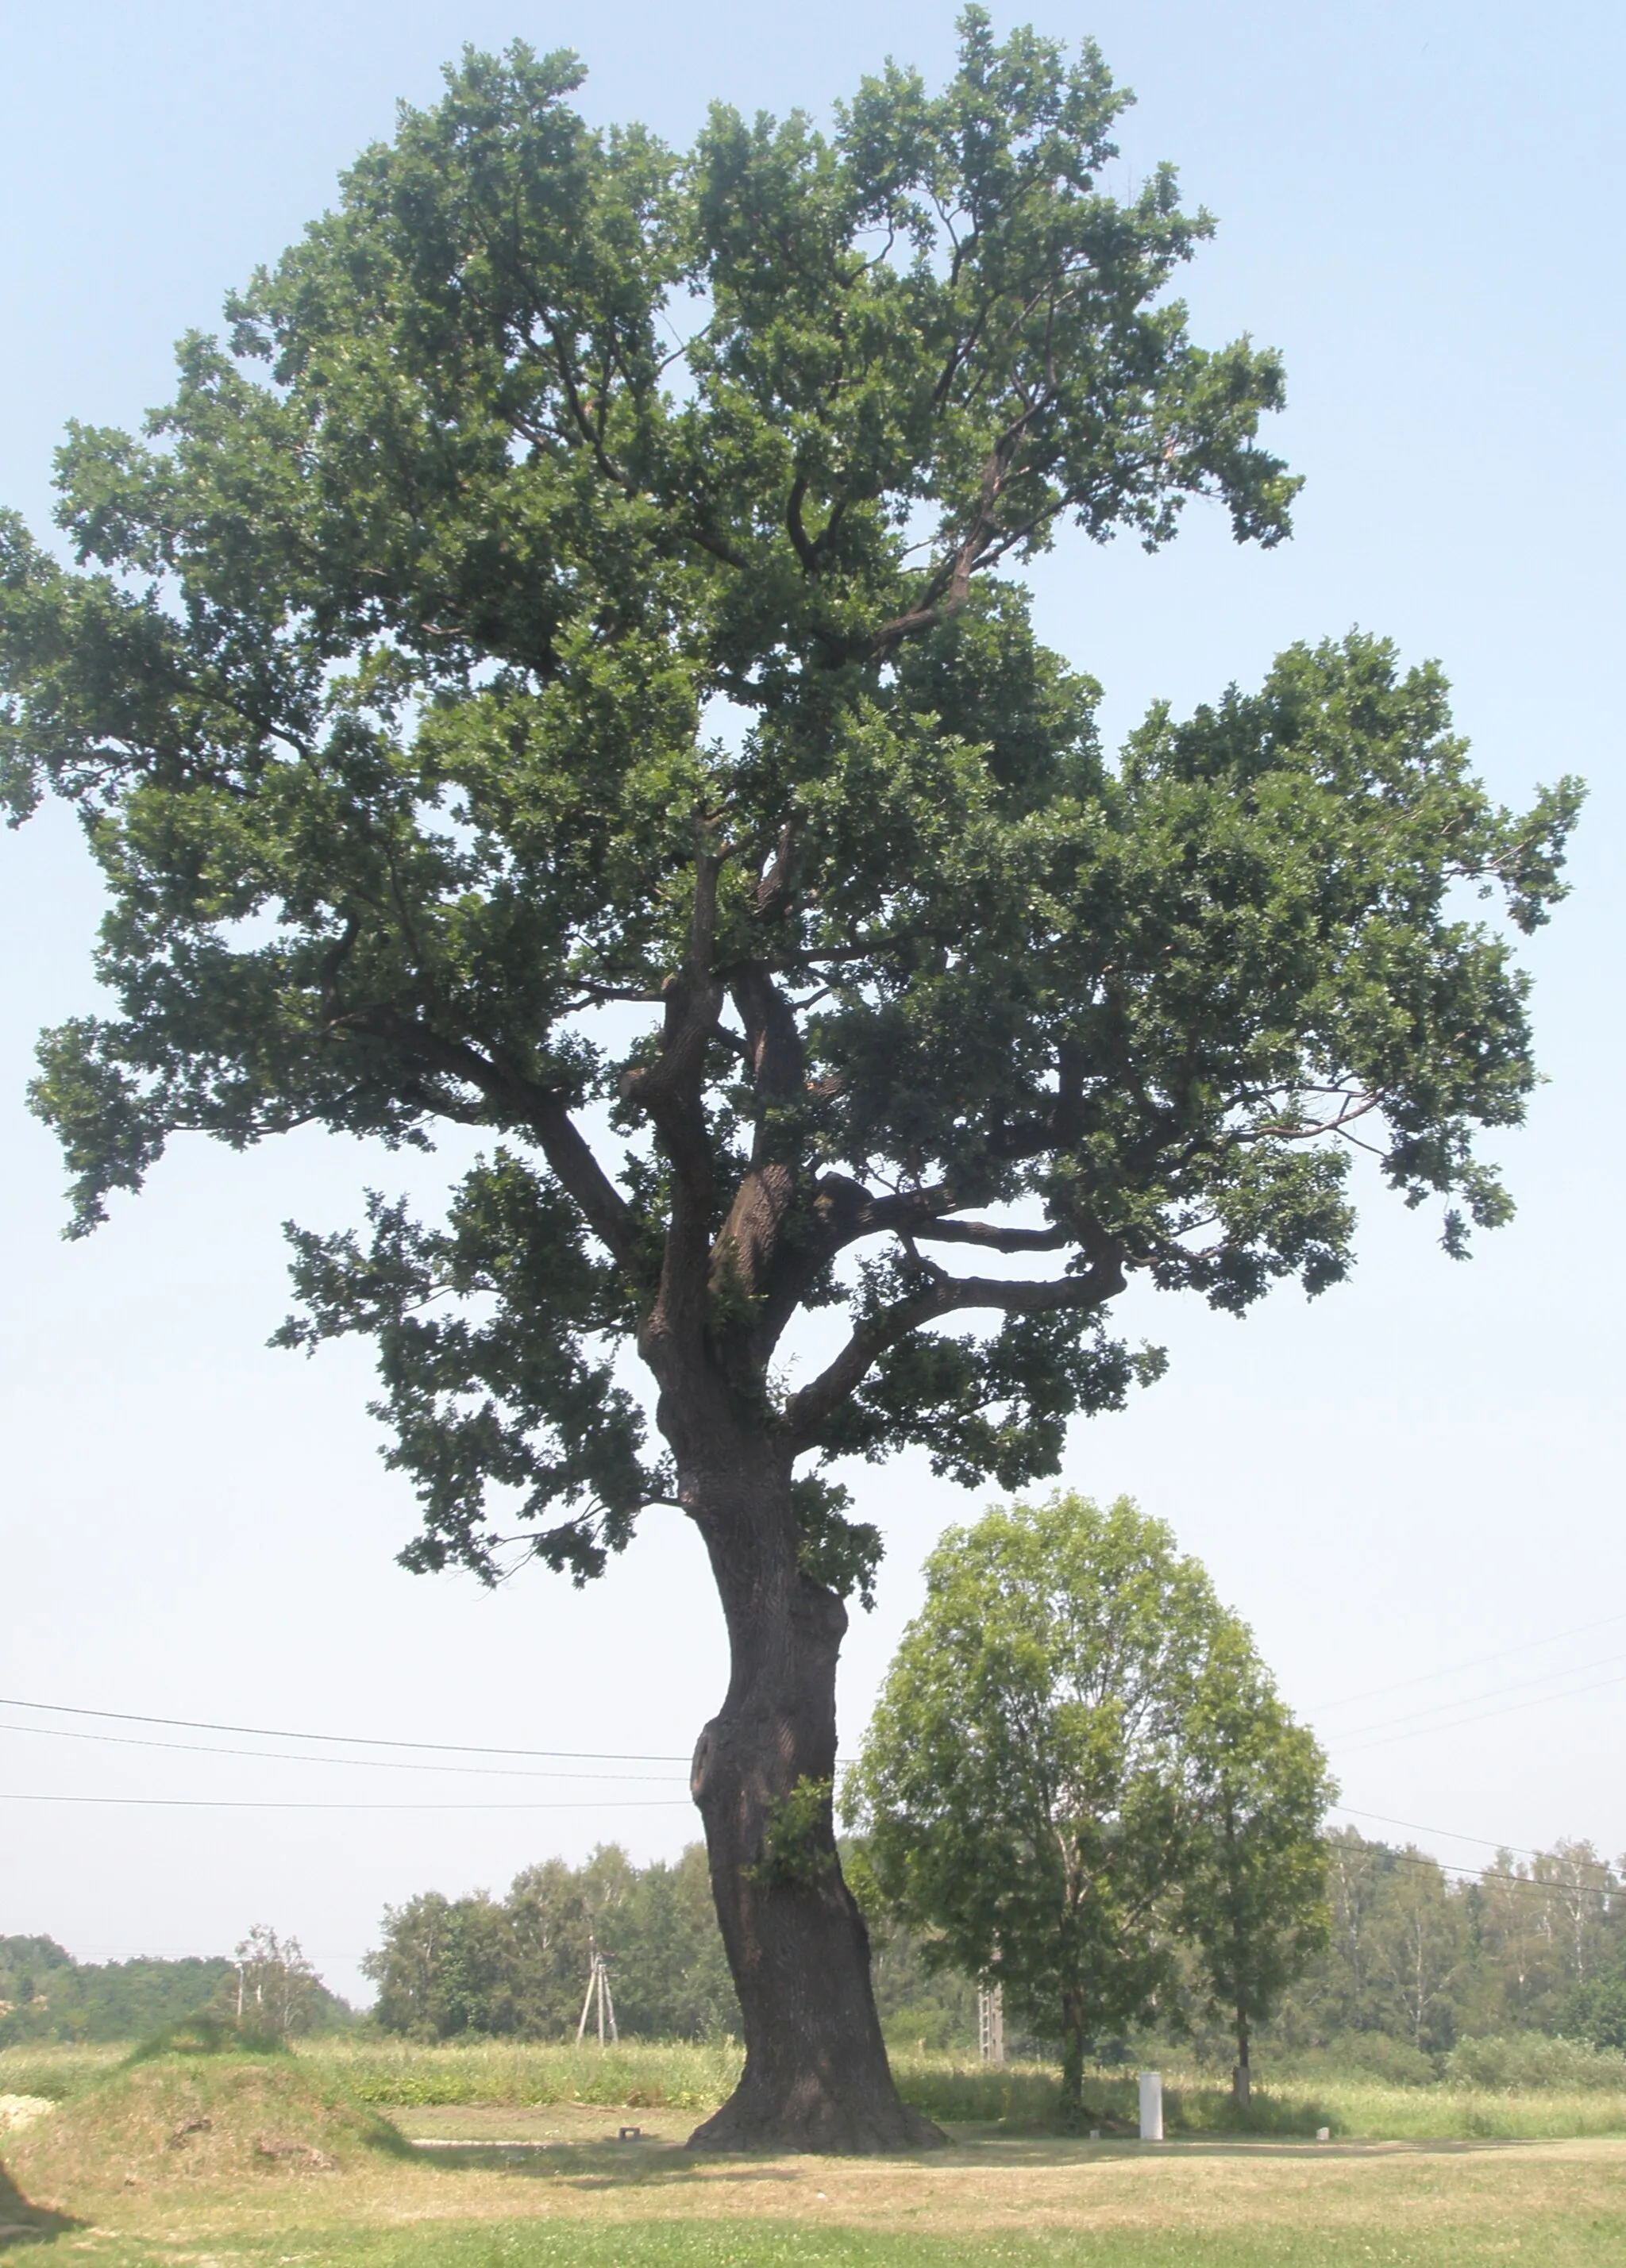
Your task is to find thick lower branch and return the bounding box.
[783,1251,1126,1452]
[327,1003,648,1283]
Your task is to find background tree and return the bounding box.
[218,1923,322,2042]
[363,1889,518,2040]
[364,1843,738,2040]
[1367,1850,1463,2054]
[848,1492,1256,2119]
[0,11,1578,2150]
[1177,1626,1334,2106]
[0,1936,350,2047]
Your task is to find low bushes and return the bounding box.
[1445,2033,1626,2090]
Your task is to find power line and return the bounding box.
[0,1694,691,1765]
[1333,1807,1547,1859]
[0,1792,692,1812]
[2,1696,1611,1880]
[1325,1648,1626,1743]
[1335,1666,1626,1757]
[0,1718,686,1784]
[1306,1609,1626,1715]
[1324,1839,1616,1900]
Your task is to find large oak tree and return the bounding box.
[0,13,1578,2151]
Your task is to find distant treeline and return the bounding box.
[1246,1829,1626,2075]
[879,1829,1626,2074]
[364,1831,1626,2070]
[13,1823,1623,2063]
[364,1845,738,2040]
[0,1935,352,2046]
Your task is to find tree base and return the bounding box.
[686,2077,946,2155]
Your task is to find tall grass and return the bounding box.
[291,2041,1626,2139]
[0,2043,122,2101]
[12,2035,1626,2142]
[297,2035,745,2112]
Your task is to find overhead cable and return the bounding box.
[0,1693,690,1765]
[0,1717,685,1783]
[0,1792,692,1812]
[1306,1609,1626,1715]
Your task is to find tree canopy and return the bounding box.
[0,10,1580,2150]
[0,16,1575,1593]
[846,1492,1331,2112]
[1177,1620,1334,2100]
[364,1843,738,2042]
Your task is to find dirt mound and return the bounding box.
[6,2053,409,2208]
[0,2154,75,2249]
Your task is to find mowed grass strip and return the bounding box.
[38,2197,1626,2268]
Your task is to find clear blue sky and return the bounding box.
[1,0,1621,2006]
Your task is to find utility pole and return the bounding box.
[977,1981,1004,2064]
[576,1938,618,2047]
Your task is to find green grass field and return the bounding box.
[5,2039,1626,2266]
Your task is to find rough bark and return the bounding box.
[1233,2006,1251,2109]
[676,1425,943,2154]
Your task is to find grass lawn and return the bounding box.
[6,2090,1626,2266]
[6,2044,1626,2265]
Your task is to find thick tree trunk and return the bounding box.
[1232,2007,1251,2110]
[678,1430,943,2154]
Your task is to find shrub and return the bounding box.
[1445,2033,1626,2091]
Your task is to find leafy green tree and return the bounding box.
[365,1843,738,2040]
[217,1923,324,2040]
[0,1935,349,2046]
[849,1492,1257,2116]
[607,1843,740,2039]
[1367,1847,1464,2053]
[1176,1627,1334,2104]
[0,1938,77,2046]
[361,1890,510,2039]
[0,12,1577,2147]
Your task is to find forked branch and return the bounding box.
[782,1248,1127,1454]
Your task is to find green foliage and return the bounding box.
[1175,1621,1336,2067]
[0,16,1577,1600]
[1562,1973,1626,2053]
[1445,2033,1626,2091]
[123,2012,289,2063]
[363,1843,738,2042]
[846,1492,1331,2108]
[0,1936,351,2049]
[207,1923,329,2043]
[792,1477,883,1612]
[1253,1832,1626,2062]
[746,1778,839,1889]
[305,2035,742,2111]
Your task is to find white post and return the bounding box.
[1138,2070,1163,2143]
[977,1983,1004,2063]
[576,1963,596,2044]
[577,1938,599,2045]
